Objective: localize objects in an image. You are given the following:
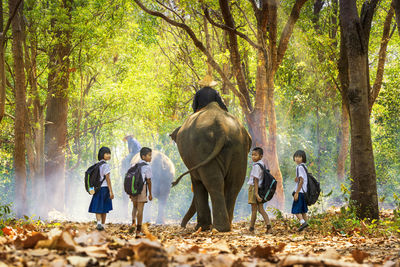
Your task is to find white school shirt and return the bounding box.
[247,160,264,186]
[293,164,308,193]
[138,159,152,182]
[99,160,111,187]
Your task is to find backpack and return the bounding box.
[124,162,147,196]
[84,161,106,195]
[300,164,321,206]
[256,163,277,203]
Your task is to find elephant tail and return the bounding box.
[172,135,225,187]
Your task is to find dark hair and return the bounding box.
[252,147,263,156]
[293,150,307,163]
[140,147,152,159]
[98,146,111,161]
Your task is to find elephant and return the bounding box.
[130,150,175,224]
[170,102,252,232]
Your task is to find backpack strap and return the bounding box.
[298,163,308,193]
[98,161,107,184]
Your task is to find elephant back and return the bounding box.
[176,102,251,166]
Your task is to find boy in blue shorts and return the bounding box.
[292,150,309,231]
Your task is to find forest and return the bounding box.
[0,0,399,266]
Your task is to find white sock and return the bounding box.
[300,219,305,224]
[97,221,101,225]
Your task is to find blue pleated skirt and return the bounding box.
[291,192,308,214]
[88,187,113,214]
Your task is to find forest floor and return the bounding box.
[0,210,399,266]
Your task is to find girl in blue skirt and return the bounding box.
[89,147,114,231]
[292,150,309,232]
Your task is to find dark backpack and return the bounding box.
[124,162,147,196]
[299,164,321,206]
[84,161,106,195]
[256,163,277,202]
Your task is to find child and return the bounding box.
[292,150,309,231]
[88,147,114,231]
[248,147,272,233]
[130,147,153,237]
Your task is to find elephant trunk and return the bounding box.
[172,135,225,187]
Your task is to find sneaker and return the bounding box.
[249,226,255,233]
[96,224,104,231]
[266,225,272,234]
[298,222,309,232]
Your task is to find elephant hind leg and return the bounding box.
[192,179,212,231]
[156,197,167,224]
[181,196,196,228]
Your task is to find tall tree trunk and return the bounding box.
[0,1,5,123]
[44,0,71,212]
[10,0,27,217]
[336,99,350,181]
[339,0,379,220]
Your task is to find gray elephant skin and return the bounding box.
[129,150,175,224]
[171,102,251,232]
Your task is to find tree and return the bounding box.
[339,0,395,219]
[9,0,27,217]
[133,0,309,208]
[44,0,72,212]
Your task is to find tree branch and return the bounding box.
[1,0,23,44]
[276,0,308,69]
[204,8,262,50]
[393,0,400,35]
[133,0,251,113]
[370,6,394,110]
[360,0,380,45]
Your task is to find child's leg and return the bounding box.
[295,213,304,222]
[132,202,138,225]
[101,213,106,224]
[302,213,308,222]
[96,213,102,224]
[257,203,271,226]
[249,204,257,229]
[136,203,145,232]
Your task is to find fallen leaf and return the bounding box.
[351,249,369,264]
[28,248,50,257]
[74,231,107,246]
[116,247,134,260]
[67,256,97,267]
[1,227,16,236]
[142,223,158,241]
[186,245,200,253]
[15,232,47,249]
[321,247,341,260]
[131,239,168,267]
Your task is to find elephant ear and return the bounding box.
[169,127,180,143]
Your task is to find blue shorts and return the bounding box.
[291,192,308,214]
[88,187,113,214]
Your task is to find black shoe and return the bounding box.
[266,225,272,234]
[249,227,255,233]
[298,222,309,232]
[96,224,104,231]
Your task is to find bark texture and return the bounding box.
[10,0,27,217]
[339,0,379,219]
[44,0,72,212]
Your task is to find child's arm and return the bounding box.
[146,178,152,201]
[105,173,114,199]
[294,177,304,201]
[254,178,262,202]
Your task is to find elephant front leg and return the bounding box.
[192,179,212,231]
[156,197,167,224]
